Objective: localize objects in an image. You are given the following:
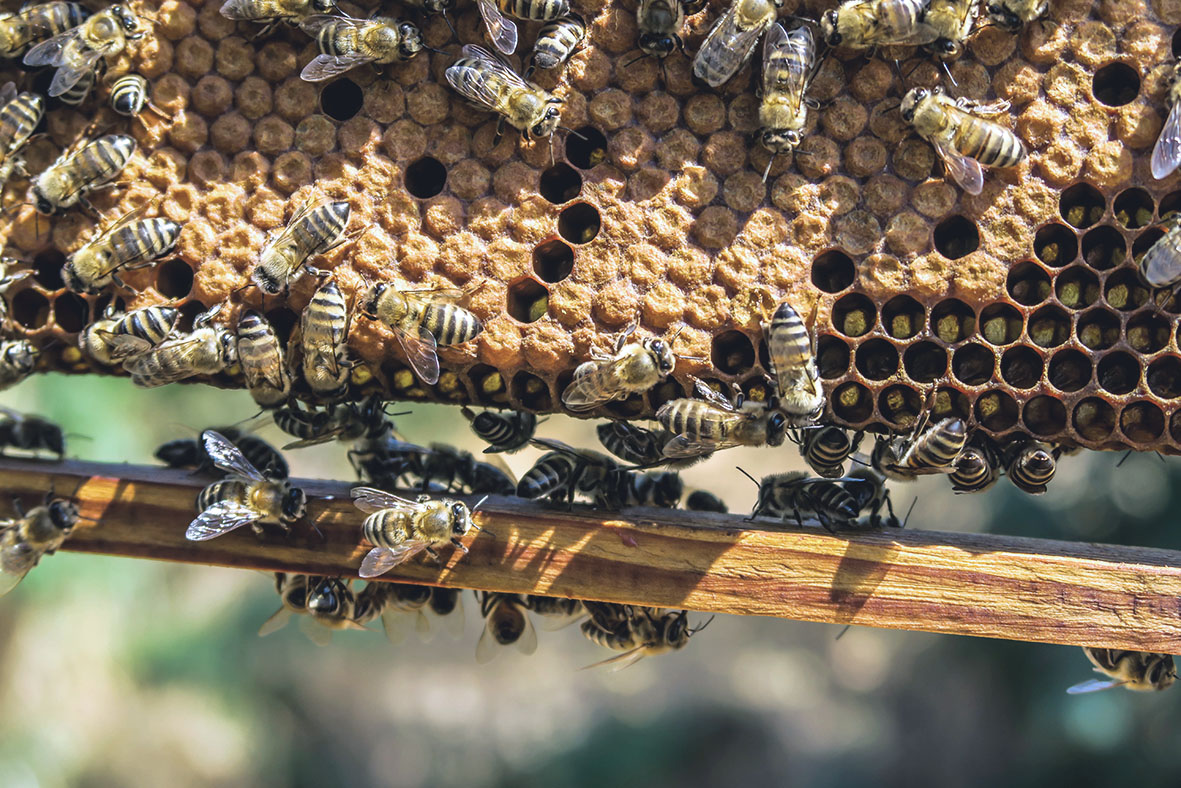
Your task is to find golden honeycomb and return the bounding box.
[1,0,1180,453]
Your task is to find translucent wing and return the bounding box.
[282,431,346,450]
[560,361,623,410]
[692,378,736,411]
[351,485,420,514]
[186,500,260,541]
[203,430,265,481]
[300,53,370,82]
[393,326,440,385]
[102,334,153,362]
[299,615,334,646]
[662,433,742,458]
[0,568,26,598]
[380,607,421,644]
[359,542,429,578]
[763,24,811,112]
[125,335,213,387]
[0,82,15,106]
[446,45,530,110]
[46,46,100,97]
[581,645,648,671]
[934,138,984,196]
[1066,678,1126,695]
[475,608,538,663]
[1153,100,1181,180]
[873,0,939,45]
[431,594,465,639]
[476,0,518,55]
[694,4,766,88]
[258,605,294,636]
[22,29,73,66]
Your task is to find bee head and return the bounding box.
[307,578,345,614]
[450,501,471,534]
[110,5,138,32]
[645,338,675,375]
[929,38,962,60]
[397,21,424,58]
[47,499,78,532]
[661,610,690,646]
[639,32,677,58]
[282,487,307,520]
[760,129,800,155]
[361,283,385,318]
[984,3,1022,31]
[312,0,336,10]
[765,409,788,447]
[819,9,840,46]
[1150,656,1177,690]
[31,184,54,216]
[899,88,926,123]
[532,101,563,138]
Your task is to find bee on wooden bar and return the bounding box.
[462,407,536,453]
[1137,215,1181,288]
[692,0,782,88]
[1004,439,1055,495]
[758,24,816,181]
[23,5,141,101]
[685,489,727,512]
[561,324,677,412]
[62,207,181,294]
[517,438,614,505]
[251,198,350,296]
[370,582,435,643]
[656,378,788,458]
[922,0,976,60]
[477,592,537,662]
[237,309,292,409]
[445,45,565,142]
[299,16,424,82]
[872,416,967,481]
[983,0,1048,32]
[31,134,136,215]
[407,442,515,495]
[351,486,481,578]
[0,339,38,391]
[125,306,236,388]
[948,436,999,494]
[301,576,365,645]
[1068,649,1177,694]
[220,0,335,33]
[0,495,80,596]
[79,304,178,366]
[794,425,863,478]
[0,85,42,192]
[766,302,824,425]
[156,427,288,479]
[527,13,584,77]
[743,468,862,531]
[1153,62,1181,180]
[0,2,89,59]
[841,466,903,529]
[582,603,710,670]
[0,408,64,458]
[526,594,584,623]
[301,278,352,400]
[819,0,935,50]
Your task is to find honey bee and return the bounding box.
[517,438,615,505]
[765,301,824,424]
[0,408,63,459]
[582,603,710,670]
[526,594,584,623]
[365,582,432,643]
[691,0,783,88]
[0,85,42,191]
[818,0,936,50]
[220,0,335,30]
[476,592,538,662]
[1068,648,1177,695]
[409,442,516,495]
[923,0,976,60]
[56,68,93,105]
[299,16,424,82]
[656,379,788,458]
[842,466,903,528]
[236,309,291,409]
[359,281,483,386]
[251,198,350,296]
[300,278,352,400]
[527,13,584,77]
[79,303,177,365]
[108,73,162,118]
[0,495,80,596]
[743,468,863,531]
[685,489,728,512]
[0,2,89,59]
[794,424,863,478]
[758,24,816,180]
[0,339,38,390]
[948,436,999,493]
[31,133,136,215]
[156,427,288,478]
[188,430,307,541]
[301,576,365,644]
[258,572,311,636]
[124,305,237,388]
[461,407,536,453]
[63,207,181,294]
[1154,65,1181,181]
[900,87,1026,196]
[445,44,565,142]
[1004,439,1055,495]
[274,396,392,449]
[872,416,967,481]
[22,5,141,100]
[634,0,688,61]
[983,0,1048,33]
[561,325,676,412]
[475,0,517,55]
[1138,214,1181,288]
[351,486,480,578]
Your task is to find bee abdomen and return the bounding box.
[294,201,350,254]
[517,452,575,499]
[197,480,247,511]
[363,509,408,549]
[0,92,43,152]
[1006,441,1055,494]
[532,14,584,69]
[114,305,179,345]
[57,69,95,106]
[958,119,1025,168]
[767,302,811,370]
[580,618,631,650]
[500,0,568,21]
[423,303,482,346]
[901,419,967,470]
[658,400,726,441]
[949,445,997,493]
[316,21,356,55]
[109,73,148,116]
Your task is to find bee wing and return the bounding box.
[45,46,101,97]
[448,45,531,108]
[393,326,440,386]
[560,360,625,411]
[695,4,766,88]
[22,28,73,66]
[581,645,648,671]
[186,500,261,541]
[380,607,423,645]
[0,82,15,106]
[432,595,465,639]
[1066,678,1127,695]
[220,0,263,19]
[103,334,154,362]
[282,430,346,450]
[763,23,812,110]
[299,615,334,646]
[933,138,984,196]
[476,0,518,55]
[874,0,939,45]
[359,542,429,578]
[203,430,266,481]
[124,335,211,387]
[1153,100,1181,180]
[661,433,741,459]
[257,605,294,637]
[692,377,736,410]
[301,53,371,82]
[0,568,26,598]
[351,485,421,513]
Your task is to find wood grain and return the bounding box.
[5,457,1181,651]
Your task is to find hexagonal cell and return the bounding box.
[932,386,970,421]
[1147,356,1181,399]
[1160,190,1181,219]
[156,259,194,299]
[951,343,994,385]
[1006,261,1051,306]
[902,341,947,382]
[978,302,1022,346]
[1054,266,1099,309]
[11,288,49,329]
[811,250,855,293]
[881,295,924,340]
[31,249,65,290]
[1113,188,1154,229]
[740,377,774,405]
[831,381,872,423]
[1022,396,1066,437]
[264,307,299,345]
[648,377,687,410]
[175,300,208,333]
[512,370,552,411]
[533,239,575,283]
[1091,62,1141,107]
[52,292,87,333]
[975,391,1018,432]
[539,163,582,204]
[321,78,363,121]
[1000,345,1041,388]
[816,335,851,379]
[1073,397,1115,442]
[405,156,447,199]
[929,299,975,343]
[1033,223,1078,267]
[1059,183,1105,229]
[605,395,646,420]
[1126,312,1170,353]
[566,126,608,169]
[711,330,755,375]
[1102,268,1149,311]
[1080,225,1125,270]
[557,202,601,244]
[855,338,899,380]
[506,278,548,323]
[1076,308,1120,350]
[1097,350,1140,395]
[1027,304,1069,348]
[1171,408,1181,445]
[933,215,979,260]
[831,293,876,337]
[1120,402,1165,443]
[878,384,922,428]
[1047,348,1091,392]
[468,364,508,405]
[1174,28,1181,58]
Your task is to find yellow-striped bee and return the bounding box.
[758,24,815,180]
[220,0,336,30]
[109,73,162,118]
[766,301,824,424]
[1068,648,1176,695]
[1154,62,1181,180]
[124,305,237,387]
[582,603,710,670]
[984,0,1048,33]
[31,134,136,215]
[252,198,350,296]
[187,429,306,541]
[0,85,42,191]
[79,303,179,365]
[900,87,1026,196]
[0,2,89,59]
[299,16,424,82]
[359,282,483,386]
[258,572,312,636]
[948,436,999,493]
[0,495,80,596]
[923,0,977,60]
[300,278,352,400]
[635,0,688,61]
[1004,439,1055,495]
[237,309,292,408]
[57,69,93,105]
[0,339,38,390]
[462,407,536,453]
[794,425,863,478]
[656,378,788,458]
[561,325,676,412]
[872,416,967,481]
[23,5,142,100]
[1138,214,1181,288]
[476,592,538,662]
[445,44,565,142]
[351,486,480,578]
[62,207,181,294]
[527,13,584,77]
[692,0,783,88]
[819,0,936,49]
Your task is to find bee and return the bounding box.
[794,425,863,478]
[0,257,32,328]
[476,592,538,662]
[1068,648,1177,695]
[188,430,307,541]
[237,309,292,409]
[685,489,727,512]
[349,434,430,487]
[409,443,516,495]
[445,44,565,142]
[0,408,63,458]
[23,5,142,100]
[1154,64,1181,182]
[258,572,311,636]
[461,407,536,453]
[1005,439,1055,495]
[872,416,968,481]
[1137,214,1181,288]
[275,396,392,449]
[0,339,38,390]
[351,486,480,578]
[634,0,688,61]
[765,302,825,425]
[359,281,483,386]
[526,594,583,621]
[155,427,288,478]
[842,466,903,528]
[55,68,93,106]
[364,582,434,643]
[0,495,80,596]
[744,469,862,531]
[0,2,89,59]
[581,603,709,670]
[31,134,136,216]
[758,24,816,180]
[80,303,179,366]
[517,438,615,505]
[923,0,976,60]
[62,208,181,294]
[900,87,1026,196]
[691,0,783,89]
[251,198,350,296]
[527,13,584,77]
[561,326,677,412]
[301,576,365,644]
[108,73,162,118]
[426,587,466,639]
[0,85,43,191]
[657,379,788,459]
[299,16,424,82]
[300,278,352,400]
[220,0,335,31]
[596,421,671,466]
[948,436,999,493]
[818,0,936,50]
[983,0,1048,33]
[125,306,236,388]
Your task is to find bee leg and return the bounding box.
[493,117,506,145]
[426,546,442,563]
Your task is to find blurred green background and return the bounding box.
[0,372,1179,788]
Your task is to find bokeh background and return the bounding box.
[0,373,1179,787]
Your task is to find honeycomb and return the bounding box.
[1,0,1180,452]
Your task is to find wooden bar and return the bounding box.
[5,457,1181,651]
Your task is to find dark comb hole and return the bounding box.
[878,384,922,428]
[831,381,872,423]
[933,215,979,260]
[832,293,876,338]
[1074,397,1115,442]
[1076,308,1120,351]
[1120,401,1164,443]
[155,259,193,299]
[1091,61,1140,107]
[1097,351,1140,395]
[1047,349,1090,393]
[1023,396,1066,437]
[53,292,87,333]
[816,335,850,379]
[512,370,552,411]
[978,302,1022,346]
[1126,312,1170,353]
[506,278,548,323]
[265,307,299,345]
[1060,183,1105,229]
[539,163,582,204]
[711,330,754,375]
[1103,267,1149,311]
[1173,29,1181,58]
[469,363,509,405]
[929,299,975,343]
[932,387,970,421]
[11,288,49,329]
[605,395,646,420]
[1113,187,1154,229]
[881,295,924,340]
[320,77,363,121]
[902,341,947,383]
[565,126,608,169]
[855,338,899,380]
[1000,345,1041,388]
[1080,225,1125,270]
[1027,304,1069,348]
[811,250,855,293]
[1054,266,1099,309]
[648,378,688,411]
[1147,356,1181,399]
[176,300,207,332]
[405,156,447,199]
[975,391,1018,432]
[532,239,575,283]
[1006,261,1051,305]
[1033,223,1078,267]
[31,249,64,290]
[557,202,600,244]
[1161,190,1181,220]
[951,343,994,386]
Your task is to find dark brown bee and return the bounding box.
[1005,439,1056,495]
[237,309,292,408]
[581,603,710,670]
[477,591,537,662]
[745,469,863,532]
[794,425,863,478]
[0,408,64,459]
[462,407,536,453]
[155,427,288,479]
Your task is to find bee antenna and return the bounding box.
[941,61,958,88]
[559,126,587,141]
[691,614,715,634]
[624,52,648,68]
[426,46,449,56]
[833,624,852,640]
[1115,449,1132,468]
[735,466,759,487]
[442,12,457,38]
[472,494,490,511]
[762,153,776,183]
